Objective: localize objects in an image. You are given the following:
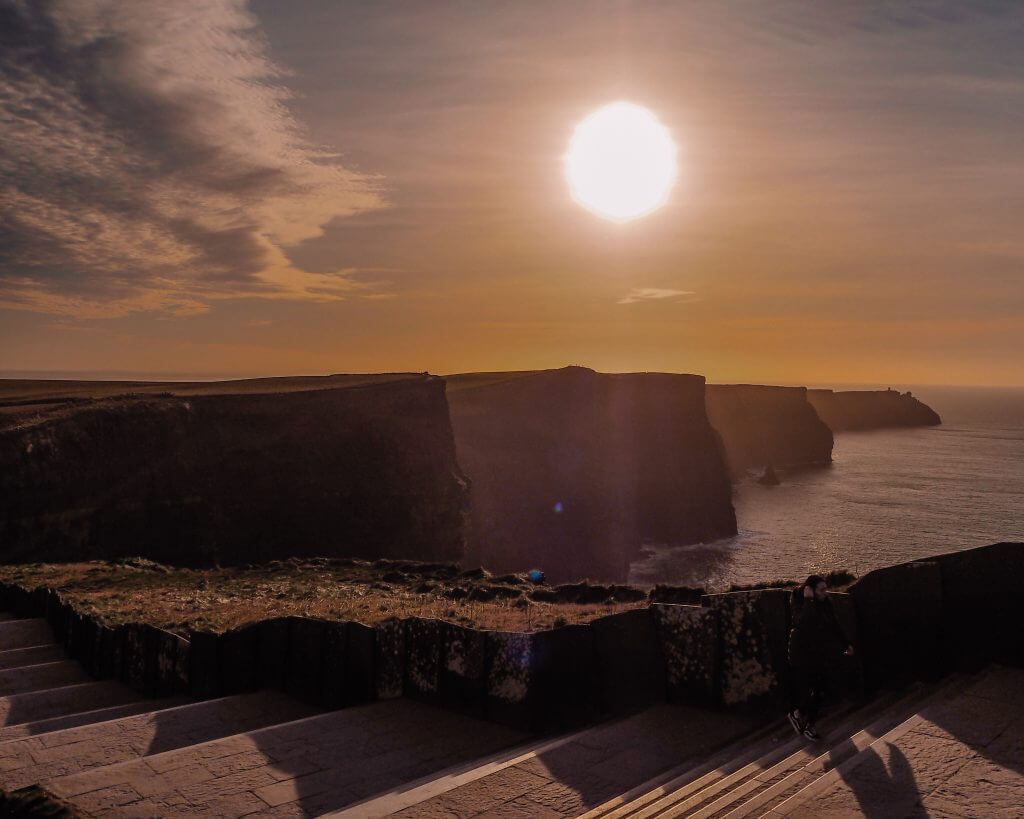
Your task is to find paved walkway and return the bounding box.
[43,698,528,817]
[335,705,757,818]
[0,690,317,791]
[776,665,1024,818]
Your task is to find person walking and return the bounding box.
[786,575,854,741]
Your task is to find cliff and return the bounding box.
[705,384,834,479]
[446,366,736,583]
[0,374,469,566]
[807,388,942,432]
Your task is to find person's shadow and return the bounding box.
[825,665,1024,817]
[830,741,922,818]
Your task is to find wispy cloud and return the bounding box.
[0,0,385,318]
[618,288,696,305]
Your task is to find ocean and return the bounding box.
[628,385,1024,589]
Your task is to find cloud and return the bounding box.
[0,0,385,317]
[618,287,696,305]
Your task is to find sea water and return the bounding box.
[628,385,1024,589]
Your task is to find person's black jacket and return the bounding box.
[788,589,850,671]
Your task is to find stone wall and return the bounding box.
[2,541,1019,735]
[847,543,1024,687]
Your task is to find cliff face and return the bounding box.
[705,385,834,479]
[807,388,942,432]
[0,375,469,566]
[446,367,736,583]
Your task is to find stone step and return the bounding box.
[713,673,983,819]
[690,674,980,819]
[0,690,320,793]
[764,667,1012,818]
[43,698,527,817]
[323,710,632,817]
[0,619,54,651]
[584,696,873,819]
[0,660,91,696]
[341,704,759,818]
[0,698,188,745]
[648,676,976,819]
[606,682,933,819]
[0,645,66,670]
[0,680,144,728]
[578,719,794,819]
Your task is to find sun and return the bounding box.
[565,101,678,222]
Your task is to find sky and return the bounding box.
[1,0,1022,386]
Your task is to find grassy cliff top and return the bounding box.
[0,559,652,637]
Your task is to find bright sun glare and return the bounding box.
[565,101,678,222]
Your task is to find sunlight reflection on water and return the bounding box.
[628,388,1024,589]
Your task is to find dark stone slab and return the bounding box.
[403,617,442,704]
[850,560,943,689]
[98,625,125,680]
[652,603,719,706]
[76,615,100,676]
[440,623,488,718]
[147,626,188,697]
[484,630,535,729]
[49,600,71,645]
[43,590,64,636]
[189,630,221,699]
[703,590,790,710]
[320,621,349,709]
[346,621,376,704]
[374,617,406,700]
[931,542,1024,670]
[286,617,327,705]
[172,633,190,694]
[533,623,599,730]
[591,608,665,714]
[122,624,148,692]
[219,623,260,694]
[256,617,290,690]
[30,588,50,627]
[64,610,85,663]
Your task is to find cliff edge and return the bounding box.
[807,388,942,432]
[446,366,736,583]
[0,374,469,566]
[706,384,834,479]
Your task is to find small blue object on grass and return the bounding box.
[527,569,545,584]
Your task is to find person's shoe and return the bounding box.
[801,723,822,742]
[787,710,804,736]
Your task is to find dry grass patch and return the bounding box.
[0,559,649,637]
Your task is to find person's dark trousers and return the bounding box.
[789,664,827,725]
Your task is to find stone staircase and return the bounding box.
[0,613,528,816]
[4,611,1022,817]
[574,667,1024,818]
[335,666,1024,818]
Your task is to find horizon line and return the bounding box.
[1,368,1021,391]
